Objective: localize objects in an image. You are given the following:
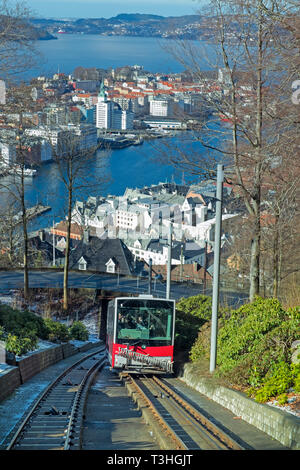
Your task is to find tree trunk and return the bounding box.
[249,211,261,301]
[272,216,280,298]
[63,186,72,311]
[21,166,29,299]
[249,3,263,301]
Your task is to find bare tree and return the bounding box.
[50,128,109,312]
[0,84,41,298]
[158,0,300,301]
[0,1,41,298]
[0,0,39,80]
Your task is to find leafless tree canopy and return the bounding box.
[0,0,39,80]
[160,0,300,300]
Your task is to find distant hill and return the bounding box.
[31,27,57,41]
[29,14,212,41]
[111,13,165,22]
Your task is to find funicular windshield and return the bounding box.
[116,299,174,346]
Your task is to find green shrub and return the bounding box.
[176,294,212,321]
[44,318,70,343]
[68,321,89,341]
[294,371,300,393]
[250,362,300,403]
[0,305,48,339]
[174,309,204,352]
[174,295,212,354]
[5,333,38,356]
[189,297,300,389]
[277,394,288,405]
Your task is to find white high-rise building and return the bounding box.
[0,80,6,105]
[96,81,114,129]
[96,100,114,129]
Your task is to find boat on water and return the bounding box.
[98,135,139,149]
[219,112,234,124]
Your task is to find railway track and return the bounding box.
[6,347,107,450]
[122,373,245,450]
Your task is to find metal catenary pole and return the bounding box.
[148,258,152,295]
[52,220,55,267]
[166,221,173,299]
[210,164,224,373]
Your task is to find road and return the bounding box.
[0,270,248,307]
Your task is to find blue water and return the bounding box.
[10,132,209,230]
[1,35,221,230]
[29,34,216,77]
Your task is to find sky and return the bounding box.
[25,0,206,19]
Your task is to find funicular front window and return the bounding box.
[116,299,174,345]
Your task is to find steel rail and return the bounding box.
[64,354,106,449]
[122,372,187,450]
[6,347,106,450]
[153,376,245,451]
[124,373,245,450]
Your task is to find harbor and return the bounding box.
[97,128,178,149]
[13,205,52,224]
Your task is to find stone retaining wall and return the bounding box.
[62,342,78,359]
[0,340,102,402]
[0,366,21,402]
[180,362,300,450]
[17,344,64,383]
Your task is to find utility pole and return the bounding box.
[210,164,224,373]
[203,241,207,294]
[52,220,55,267]
[180,243,184,282]
[166,221,172,299]
[148,258,152,295]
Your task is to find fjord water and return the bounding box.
[31,34,215,77]
[3,34,218,230]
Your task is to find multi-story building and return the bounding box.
[0,80,6,105]
[25,124,97,156]
[149,97,174,117]
[25,126,71,156]
[96,100,114,129]
[0,142,16,165]
[112,106,134,130]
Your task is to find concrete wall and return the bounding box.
[180,362,300,450]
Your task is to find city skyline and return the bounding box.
[26,0,206,19]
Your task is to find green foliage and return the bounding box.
[5,332,38,356]
[68,321,89,341]
[174,309,204,352]
[176,294,212,321]
[294,371,300,393]
[175,295,212,353]
[0,305,48,339]
[277,394,288,405]
[189,297,300,395]
[44,318,70,343]
[249,362,300,403]
[189,321,211,362]
[215,297,291,376]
